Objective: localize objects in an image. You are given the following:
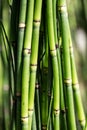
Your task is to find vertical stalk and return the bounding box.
[57,0,76,129]
[21,0,34,129]
[52,0,67,129]
[15,0,27,129]
[35,80,41,130]
[46,0,60,129]
[28,0,42,129]
[69,38,86,129]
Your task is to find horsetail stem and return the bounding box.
[57,0,77,129]
[69,38,86,129]
[46,0,60,129]
[28,0,42,129]
[15,0,27,129]
[21,0,34,129]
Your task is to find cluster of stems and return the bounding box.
[0,0,87,130]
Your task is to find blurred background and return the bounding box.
[0,0,87,129]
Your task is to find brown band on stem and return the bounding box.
[72,83,79,91]
[21,116,28,122]
[23,48,31,54]
[19,23,26,28]
[58,5,67,11]
[79,119,85,124]
[33,19,41,23]
[28,108,33,111]
[35,83,40,89]
[16,92,21,97]
[50,49,56,56]
[50,49,56,52]
[56,44,59,49]
[30,64,37,66]
[54,109,60,115]
[42,125,47,130]
[21,116,28,119]
[72,82,79,86]
[64,79,72,84]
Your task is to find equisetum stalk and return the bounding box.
[21,0,34,129]
[69,37,86,129]
[46,0,60,129]
[32,108,37,130]
[28,0,42,129]
[35,80,41,130]
[15,0,27,129]
[52,0,67,129]
[57,0,77,130]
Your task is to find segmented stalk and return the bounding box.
[28,0,42,129]
[57,0,76,129]
[15,0,27,129]
[21,0,34,129]
[52,0,67,129]
[46,0,60,129]
[35,80,41,130]
[69,38,86,129]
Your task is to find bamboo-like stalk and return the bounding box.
[52,0,67,129]
[28,0,42,129]
[35,80,41,130]
[57,0,77,129]
[32,108,37,130]
[15,0,27,129]
[58,52,67,130]
[69,37,86,129]
[46,0,60,129]
[21,0,34,129]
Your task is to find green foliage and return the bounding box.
[0,0,87,130]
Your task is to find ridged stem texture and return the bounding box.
[69,37,86,129]
[21,0,34,129]
[28,0,42,129]
[46,0,60,129]
[15,0,27,129]
[57,0,77,129]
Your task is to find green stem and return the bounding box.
[46,0,60,129]
[57,0,77,129]
[21,0,34,129]
[15,0,27,129]
[28,0,42,129]
[69,38,86,129]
